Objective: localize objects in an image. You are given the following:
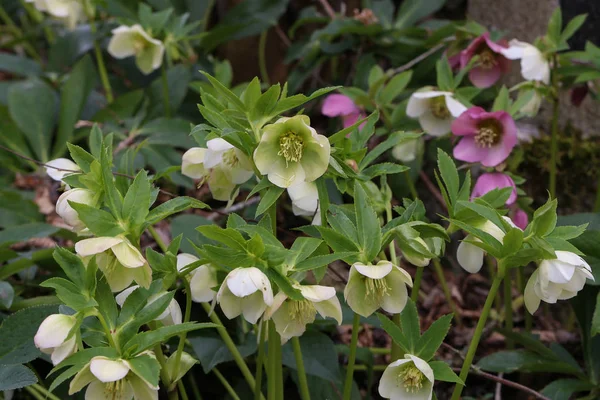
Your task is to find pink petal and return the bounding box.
[322,94,359,117]
[451,107,486,136]
[472,173,517,205]
[453,136,486,163]
[497,111,518,149]
[512,208,528,230]
[479,143,512,167]
[460,34,488,68]
[469,65,502,88]
[342,112,366,129]
[484,35,509,54]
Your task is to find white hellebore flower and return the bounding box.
[116,285,182,326]
[402,237,432,267]
[457,217,516,274]
[216,267,274,324]
[34,314,77,365]
[76,236,151,292]
[406,88,467,137]
[55,188,94,232]
[287,181,321,225]
[28,0,85,30]
[108,24,165,75]
[524,251,594,314]
[379,354,434,400]
[344,261,413,317]
[392,138,419,163]
[181,148,207,180]
[501,40,550,84]
[69,355,159,400]
[176,253,218,303]
[45,158,80,183]
[265,284,342,343]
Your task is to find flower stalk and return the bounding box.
[254,322,266,400]
[432,259,461,325]
[549,55,560,198]
[342,313,361,400]
[410,267,423,302]
[86,14,114,104]
[292,336,311,400]
[504,270,514,349]
[161,63,171,118]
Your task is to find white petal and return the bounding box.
[406,95,429,118]
[521,46,550,84]
[411,90,453,99]
[408,354,435,383]
[555,251,587,267]
[181,148,207,179]
[217,284,243,320]
[391,139,418,163]
[207,138,233,153]
[500,40,527,60]
[34,314,74,350]
[189,265,217,303]
[226,268,261,297]
[112,240,145,268]
[90,357,130,382]
[456,238,485,273]
[540,261,576,284]
[241,291,268,324]
[176,253,199,272]
[298,285,336,302]
[418,112,453,137]
[107,26,138,58]
[45,158,79,181]
[51,336,77,366]
[378,359,412,397]
[69,364,94,395]
[444,95,468,117]
[116,285,139,307]
[353,261,393,279]
[159,299,182,325]
[264,292,288,320]
[313,296,343,324]
[524,270,541,314]
[75,237,123,257]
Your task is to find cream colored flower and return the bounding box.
[216,267,274,324]
[406,88,467,137]
[265,284,342,343]
[379,354,434,400]
[524,251,594,313]
[501,40,550,84]
[344,261,413,317]
[176,253,218,303]
[34,314,77,365]
[76,236,151,292]
[287,181,321,225]
[55,188,95,232]
[116,285,182,326]
[108,24,165,75]
[45,158,80,183]
[392,138,419,163]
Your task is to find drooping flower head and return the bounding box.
[116,286,182,326]
[108,24,165,75]
[176,253,218,303]
[344,261,413,317]
[471,172,517,205]
[378,354,434,400]
[460,32,510,88]
[524,251,594,313]
[392,138,420,163]
[56,188,95,233]
[69,355,159,400]
[45,158,81,184]
[27,0,86,30]
[216,267,274,324]
[406,89,467,137]
[265,284,342,343]
[75,236,151,292]
[34,314,78,365]
[511,208,528,230]
[501,40,550,84]
[254,115,330,188]
[321,94,366,129]
[287,181,321,225]
[451,107,517,167]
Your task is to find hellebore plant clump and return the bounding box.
[1,2,600,400]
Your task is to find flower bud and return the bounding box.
[56,188,95,232]
[34,314,78,365]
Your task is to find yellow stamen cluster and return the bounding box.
[278,132,304,165]
[397,365,425,393]
[288,300,316,324]
[105,379,127,399]
[475,119,502,148]
[222,149,240,167]
[429,96,450,119]
[364,277,390,301]
[478,49,497,69]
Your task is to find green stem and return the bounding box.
[411,267,423,302]
[19,0,54,44]
[24,385,45,400]
[201,303,264,399]
[487,256,502,312]
[549,57,560,199]
[188,374,203,400]
[177,381,189,400]
[386,201,402,361]
[267,200,277,235]
[404,170,419,199]
[254,322,266,400]
[276,339,284,399]
[169,278,193,393]
[88,18,114,103]
[97,312,119,351]
[161,63,171,117]
[154,343,172,388]
[0,5,41,61]
[258,30,269,85]
[214,368,241,400]
[517,266,532,332]
[504,270,514,349]
[148,225,168,252]
[30,384,61,400]
[267,321,277,400]
[292,337,311,400]
[450,268,504,400]
[342,313,361,400]
[432,259,461,325]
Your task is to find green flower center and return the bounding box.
[278,131,304,165]
[222,149,240,167]
[429,96,450,119]
[364,277,390,301]
[475,119,502,148]
[397,365,425,393]
[104,379,127,399]
[133,37,148,53]
[478,48,497,69]
[288,300,316,324]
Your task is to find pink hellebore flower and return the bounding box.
[460,32,510,88]
[322,94,366,129]
[451,107,517,167]
[472,173,517,205]
[511,208,528,230]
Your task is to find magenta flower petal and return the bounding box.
[322,94,359,117]
[472,173,517,205]
[479,144,512,167]
[342,111,366,129]
[512,208,528,230]
[453,137,485,163]
[468,65,503,88]
[460,34,488,68]
[497,112,518,149]
[484,36,508,54]
[451,107,486,136]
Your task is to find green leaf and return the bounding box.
[547,7,563,44]
[190,331,257,374]
[528,197,557,238]
[394,0,447,29]
[0,223,59,246]
[122,170,152,233]
[69,202,124,237]
[376,313,409,354]
[399,299,420,353]
[541,379,594,400]
[67,143,95,173]
[380,71,413,104]
[127,354,161,387]
[0,364,37,390]
[94,278,118,331]
[145,197,209,226]
[41,277,96,311]
[200,71,245,111]
[241,77,261,109]
[124,322,218,355]
[0,305,58,364]
[0,53,41,77]
[501,228,524,257]
[430,361,463,384]
[196,225,247,251]
[265,268,303,301]
[436,57,454,91]
[251,83,280,121]
[361,163,409,179]
[294,252,358,272]
[415,314,453,360]
[255,186,284,217]
[53,55,96,158]
[53,247,86,287]
[100,147,123,219]
[354,181,382,262]
[592,292,600,337]
[282,331,342,383]
[509,89,534,116]
[456,200,505,233]
[358,131,421,169]
[477,349,582,376]
[492,86,510,112]
[436,149,459,208]
[8,78,57,161]
[329,111,378,144]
